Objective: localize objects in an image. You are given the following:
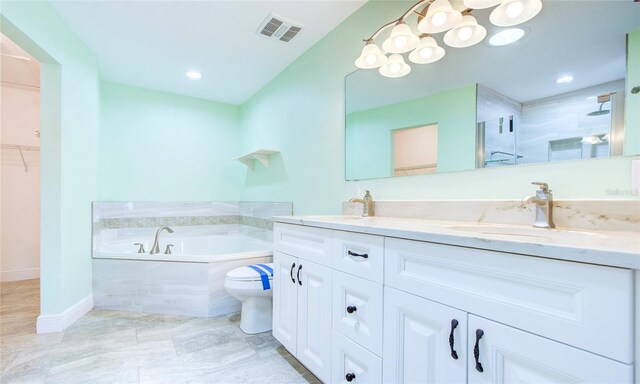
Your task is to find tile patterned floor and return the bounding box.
[0,279,319,383]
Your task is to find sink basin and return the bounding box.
[446,224,606,243]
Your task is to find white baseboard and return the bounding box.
[1,268,40,282]
[36,295,93,334]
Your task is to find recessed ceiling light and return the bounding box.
[556,75,573,84]
[488,28,525,46]
[186,71,202,80]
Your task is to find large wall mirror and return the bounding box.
[345,1,640,181]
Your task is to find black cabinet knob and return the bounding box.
[346,305,357,314]
[345,373,356,382]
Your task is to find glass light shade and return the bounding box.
[490,0,542,27]
[417,0,463,34]
[443,15,487,48]
[382,23,420,54]
[355,43,388,69]
[409,36,446,64]
[379,54,411,78]
[463,0,502,9]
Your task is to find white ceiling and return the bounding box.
[50,0,366,105]
[1,34,40,88]
[347,1,640,113]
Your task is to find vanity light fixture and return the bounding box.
[354,0,543,77]
[444,13,487,48]
[418,0,463,34]
[409,35,446,64]
[490,0,543,27]
[488,28,525,46]
[186,71,202,80]
[379,54,412,78]
[355,41,389,68]
[556,75,573,84]
[382,22,420,53]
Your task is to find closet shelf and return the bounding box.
[236,149,279,170]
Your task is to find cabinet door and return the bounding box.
[297,259,333,383]
[468,315,633,384]
[383,287,467,384]
[272,251,298,355]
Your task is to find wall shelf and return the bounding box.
[236,149,279,170]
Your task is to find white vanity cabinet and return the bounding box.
[384,237,633,383]
[273,221,636,384]
[273,225,333,383]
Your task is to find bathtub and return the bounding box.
[95,234,272,263]
[92,233,273,317]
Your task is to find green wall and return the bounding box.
[99,82,242,201]
[1,2,100,314]
[346,85,476,179]
[240,0,639,215]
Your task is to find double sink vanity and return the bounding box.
[271,198,639,383]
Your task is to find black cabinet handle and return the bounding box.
[449,319,459,360]
[345,373,356,382]
[474,329,484,373]
[297,265,302,286]
[290,263,296,284]
[348,250,369,259]
[346,305,357,314]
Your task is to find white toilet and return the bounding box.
[224,263,274,334]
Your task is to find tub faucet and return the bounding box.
[150,226,174,254]
[350,190,374,217]
[523,182,555,228]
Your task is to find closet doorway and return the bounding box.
[1,33,41,336]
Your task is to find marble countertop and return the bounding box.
[273,215,640,269]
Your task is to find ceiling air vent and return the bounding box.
[257,13,302,43]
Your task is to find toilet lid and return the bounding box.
[227,263,274,282]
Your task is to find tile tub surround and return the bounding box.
[342,199,640,232]
[1,279,318,384]
[93,201,293,254]
[92,256,272,317]
[92,201,293,233]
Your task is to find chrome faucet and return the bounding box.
[150,226,174,254]
[349,190,374,217]
[523,182,555,228]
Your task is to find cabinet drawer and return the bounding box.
[333,231,384,283]
[332,271,383,356]
[332,331,382,384]
[468,315,633,383]
[385,238,634,364]
[274,223,332,267]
